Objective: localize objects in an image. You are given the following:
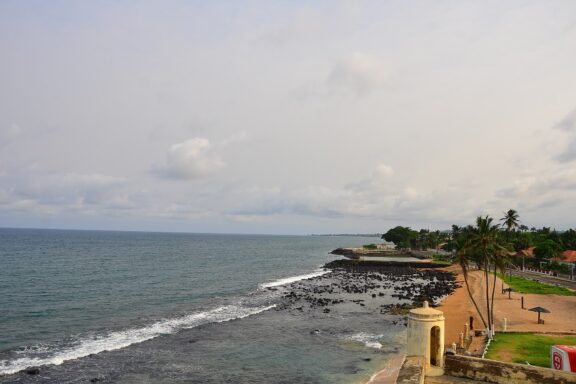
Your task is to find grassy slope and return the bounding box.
[499,274,576,296]
[486,332,576,367]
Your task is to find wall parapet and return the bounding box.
[444,354,576,384]
[396,356,425,384]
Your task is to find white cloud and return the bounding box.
[556,139,576,163]
[225,164,474,225]
[152,138,226,180]
[0,168,134,218]
[489,168,576,227]
[553,109,576,163]
[555,109,576,132]
[327,52,390,96]
[2,2,576,233]
[0,123,22,147]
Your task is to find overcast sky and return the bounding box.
[1,0,576,234]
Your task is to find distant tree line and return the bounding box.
[381,227,448,250]
[382,209,576,264]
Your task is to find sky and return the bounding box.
[1,0,576,234]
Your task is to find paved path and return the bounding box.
[510,270,576,290]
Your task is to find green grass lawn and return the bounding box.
[431,260,452,266]
[485,332,576,367]
[498,274,576,296]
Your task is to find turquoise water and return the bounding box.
[0,229,413,383]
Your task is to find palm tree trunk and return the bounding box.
[490,263,498,334]
[462,272,488,329]
[484,258,492,336]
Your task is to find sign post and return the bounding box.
[551,345,576,372]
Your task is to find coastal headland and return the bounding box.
[330,247,440,260]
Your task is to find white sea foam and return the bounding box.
[260,269,329,289]
[347,332,384,349]
[0,304,275,376]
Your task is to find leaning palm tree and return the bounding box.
[465,216,510,338]
[487,237,510,333]
[455,236,488,330]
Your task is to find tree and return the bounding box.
[417,229,430,250]
[500,209,519,239]
[455,235,488,330]
[461,216,510,338]
[382,226,417,249]
[512,231,533,252]
[561,229,576,250]
[534,239,561,262]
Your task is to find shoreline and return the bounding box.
[313,259,460,384]
[0,257,460,383]
[364,263,464,384]
[365,264,576,384]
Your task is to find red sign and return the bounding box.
[553,352,563,370]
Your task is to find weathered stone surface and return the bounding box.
[323,259,449,270]
[444,354,576,384]
[330,247,359,257]
[397,356,426,384]
[425,375,491,383]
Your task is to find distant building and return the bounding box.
[516,247,535,258]
[552,250,576,264]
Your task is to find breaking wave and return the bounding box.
[346,332,384,349]
[260,269,329,289]
[0,304,275,376]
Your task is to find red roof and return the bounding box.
[561,250,576,263]
[516,247,535,258]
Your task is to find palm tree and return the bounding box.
[455,235,488,330]
[500,209,520,236]
[464,216,510,338]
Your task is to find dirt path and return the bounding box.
[437,267,486,354]
[439,267,576,351]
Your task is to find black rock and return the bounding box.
[25,368,40,375]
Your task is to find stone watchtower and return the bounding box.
[406,301,445,376]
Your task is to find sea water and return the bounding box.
[0,229,406,383]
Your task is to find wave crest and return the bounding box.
[0,304,275,376]
[260,269,329,289]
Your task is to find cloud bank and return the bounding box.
[152,138,226,180]
[555,109,576,163]
[1,1,576,233]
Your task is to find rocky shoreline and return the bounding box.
[273,259,459,319]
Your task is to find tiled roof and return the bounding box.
[561,250,576,263]
[516,247,535,257]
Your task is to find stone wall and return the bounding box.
[396,356,425,384]
[444,354,576,384]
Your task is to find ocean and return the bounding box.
[0,228,415,383]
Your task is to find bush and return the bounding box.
[432,254,448,261]
[546,261,571,274]
[363,243,378,250]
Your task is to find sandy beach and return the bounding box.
[440,267,576,347]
